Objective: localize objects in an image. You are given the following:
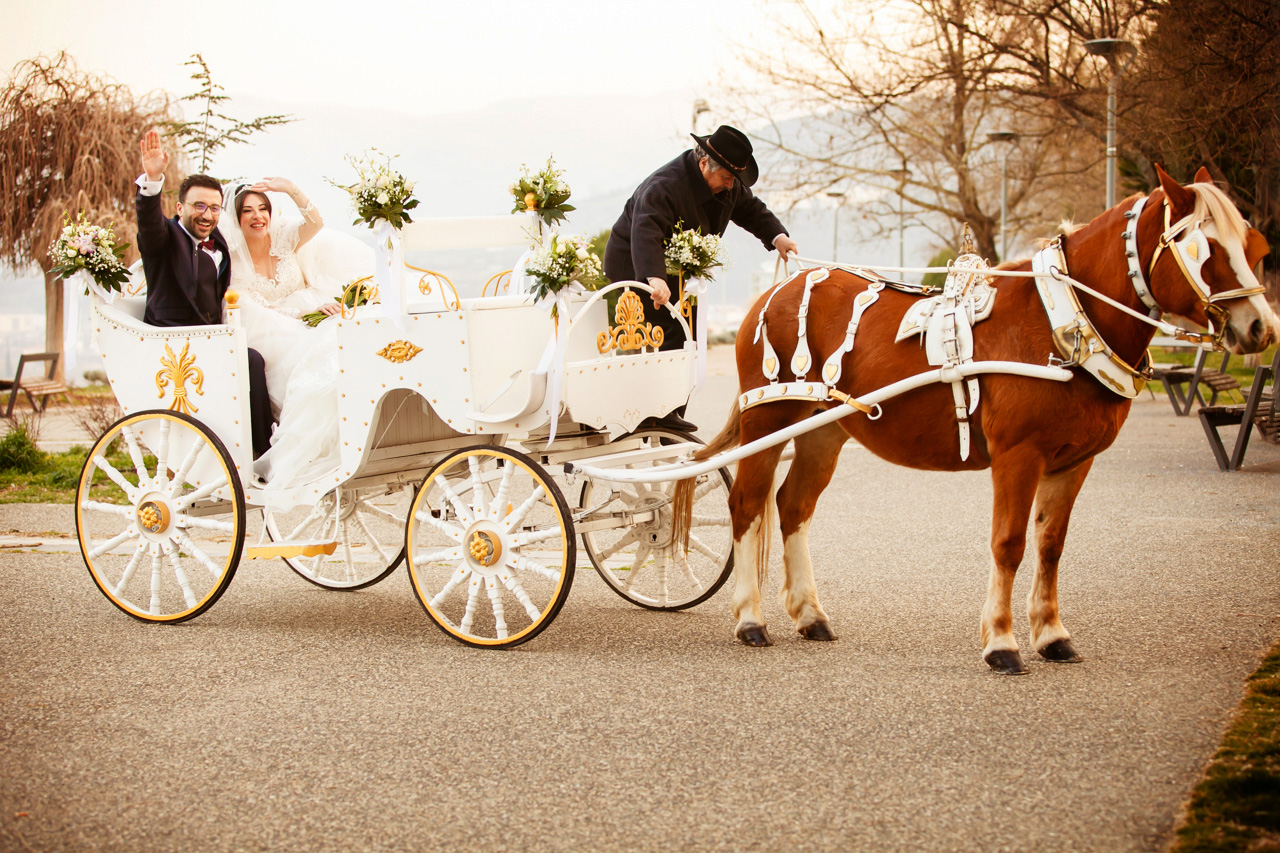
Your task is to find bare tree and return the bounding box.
[0,53,182,383]
[721,0,1153,261]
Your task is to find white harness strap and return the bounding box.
[754,270,803,383]
[790,268,829,378]
[820,281,883,387]
[1122,196,1162,318]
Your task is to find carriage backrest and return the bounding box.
[400,215,542,310]
[399,215,541,252]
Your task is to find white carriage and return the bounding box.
[76,214,735,647]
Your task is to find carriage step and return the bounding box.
[244,540,339,560]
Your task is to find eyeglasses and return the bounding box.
[184,202,223,215]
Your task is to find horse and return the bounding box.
[676,165,1278,673]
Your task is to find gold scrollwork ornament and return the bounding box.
[597,290,665,353]
[376,340,423,363]
[155,342,204,414]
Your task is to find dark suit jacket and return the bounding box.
[604,150,787,286]
[136,189,231,327]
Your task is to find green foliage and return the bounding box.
[921,248,956,290]
[0,421,46,473]
[1174,638,1280,851]
[164,54,295,175]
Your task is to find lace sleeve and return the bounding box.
[273,216,303,254]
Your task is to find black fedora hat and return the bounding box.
[690,125,759,188]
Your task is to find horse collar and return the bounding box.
[1122,197,1162,319]
[1032,240,1149,398]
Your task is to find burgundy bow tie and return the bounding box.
[198,239,216,252]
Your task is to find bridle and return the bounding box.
[1123,193,1266,348]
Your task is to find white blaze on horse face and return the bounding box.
[1201,220,1280,344]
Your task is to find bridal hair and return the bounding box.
[179,174,223,201]
[233,186,272,219]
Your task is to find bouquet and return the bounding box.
[301,278,378,327]
[48,211,132,293]
[329,150,418,229]
[664,224,724,283]
[509,157,574,227]
[524,233,605,317]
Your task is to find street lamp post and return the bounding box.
[1084,38,1136,210]
[987,131,1018,260]
[888,168,910,268]
[825,190,845,262]
[691,99,711,136]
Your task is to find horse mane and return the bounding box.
[1190,182,1248,245]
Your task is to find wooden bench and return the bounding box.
[1148,337,1242,415]
[1198,349,1280,471]
[3,353,70,418]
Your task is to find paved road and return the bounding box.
[2,346,1279,851]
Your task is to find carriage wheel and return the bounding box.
[262,484,408,590]
[580,428,733,611]
[405,446,575,648]
[75,410,246,623]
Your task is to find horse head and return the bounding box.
[1144,165,1278,354]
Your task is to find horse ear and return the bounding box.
[1155,164,1195,217]
[1192,166,1213,184]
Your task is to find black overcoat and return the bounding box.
[136,190,231,327]
[603,150,787,287]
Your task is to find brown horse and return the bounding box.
[681,166,1277,673]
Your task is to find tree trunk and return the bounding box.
[43,268,65,386]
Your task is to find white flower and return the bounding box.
[376,192,390,205]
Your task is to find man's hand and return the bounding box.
[774,234,799,261]
[648,277,671,308]
[139,128,169,181]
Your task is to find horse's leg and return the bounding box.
[1028,459,1093,663]
[728,438,786,648]
[982,451,1046,674]
[776,421,847,641]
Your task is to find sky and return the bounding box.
[1,0,771,117]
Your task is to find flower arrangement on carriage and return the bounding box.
[523,232,605,318]
[509,157,574,227]
[48,211,132,297]
[664,224,723,318]
[331,149,418,229]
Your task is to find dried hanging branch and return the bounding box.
[0,52,183,275]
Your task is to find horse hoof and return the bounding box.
[985,649,1029,675]
[798,620,837,641]
[737,625,773,647]
[1039,638,1083,663]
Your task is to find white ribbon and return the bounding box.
[373,220,404,328]
[532,282,585,446]
[684,277,709,392]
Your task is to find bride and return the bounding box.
[218,177,373,488]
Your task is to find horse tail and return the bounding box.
[671,399,742,553]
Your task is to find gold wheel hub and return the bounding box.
[136,499,172,535]
[466,527,503,570]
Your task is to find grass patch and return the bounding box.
[1174,638,1280,851]
[0,445,90,504]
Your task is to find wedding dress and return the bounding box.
[218,194,373,489]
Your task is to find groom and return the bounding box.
[135,128,272,458]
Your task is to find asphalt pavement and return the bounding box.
[2,344,1279,851]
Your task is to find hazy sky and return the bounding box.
[2,0,771,115]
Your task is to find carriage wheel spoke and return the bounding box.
[467,456,488,518]
[415,508,465,542]
[89,525,140,559]
[686,532,724,564]
[155,419,171,490]
[174,531,222,578]
[503,485,546,534]
[92,455,138,503]
[414,546,461,565]
[490,463,515,521]
[178,515,235,533]
[692,477,720,501]
[675,549,705,592]
[167,441,205,498]
[286,503,327,541]
[512,526,562,547]
[359,502,402,525]
[430,565,471,607]
[690,513,730,528]
[510,552,558,582]
[433,473,475,527]
[623,546,652,593]
[120,425,150,484]
[162,541,199,609]
[148,546,163,614]
[486,576,508,639]
[80,500,134,519]
[354,511,390,562]
[113,541,150,596]
[459,575,482,633]
[174,476,229,511]
[655,551,669,606]
[498,570,542,621]
[596,528,641,563]
[305,515,336,576]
